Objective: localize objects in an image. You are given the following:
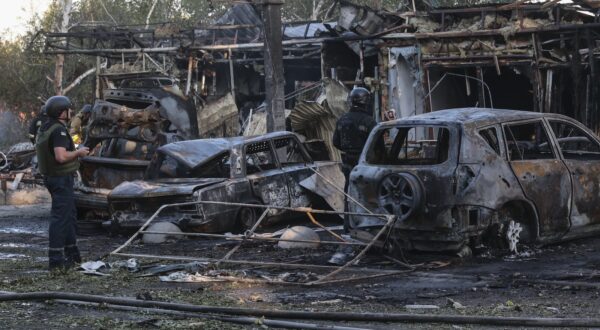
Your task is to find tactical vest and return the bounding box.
[35,123,79,176]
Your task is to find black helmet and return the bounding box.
[348,87,371,112]
[45,96,72,118]
[81,104,92,114]
[40,105,47,116]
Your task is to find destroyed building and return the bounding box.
[35,1,600,221]
[42,0,600,139]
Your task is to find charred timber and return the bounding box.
[415,23,600,39]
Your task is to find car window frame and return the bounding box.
[364,123,455,166]
[242,138,281,176]
[272,136,312,167]
[501,119,559,162]
[476,124,506,159]
[545,118,600,161]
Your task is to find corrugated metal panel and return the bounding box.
[290,101,341,162]
[290,79,349,162]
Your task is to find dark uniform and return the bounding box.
[35,96,82,270]
[333,87,376,229]
[28,106,47,144]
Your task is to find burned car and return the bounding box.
[349,108,600,252]
[108,131,342,232]
[75,74,198,221]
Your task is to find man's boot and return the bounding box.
[48,249,65,271]
[64,245,81,268]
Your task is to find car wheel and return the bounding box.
[486,209,529,254]
[377,173,423,222]
[236,200,262,231]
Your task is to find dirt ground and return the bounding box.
[0,204,599,329]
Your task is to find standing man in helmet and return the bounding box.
[35,96,89,270]
[333,87,377,229]
[28,104,48,144]
[69,104,92,145]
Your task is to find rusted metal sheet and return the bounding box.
[87,100,164,142]
[300,164,345,214]
[197,93,240,138]
[290,79,348,162]
[509,160,571,237]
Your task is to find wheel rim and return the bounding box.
[378,173,419,221]
[505,220,523,254]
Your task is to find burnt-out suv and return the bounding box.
[348,108,600,252]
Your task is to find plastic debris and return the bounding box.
[79,260,110,276]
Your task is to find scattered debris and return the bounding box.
[447,298,466,309]
[79,261,110,276]
[142,222,182,244]
[328,246,356,265]
[278,226,320,249]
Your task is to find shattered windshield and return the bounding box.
[367,125,451,165]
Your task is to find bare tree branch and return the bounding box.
[323,0,338,21]
[312,0,327,20]
[145,0,159,30]
[99,0,118,25]
[54,0,73,95]
[62,66,97,95]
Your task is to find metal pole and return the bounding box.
[262,0,286,132]
[95,56,101,99]
[185,55,193,96]
[228,49,236,101]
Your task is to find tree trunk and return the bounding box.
[145,0,159,30]
[311,0,327,20]
[54,0,73,96]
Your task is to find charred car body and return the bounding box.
[108,131,341,232]
[75,75,198,219]
[349,108,600,252]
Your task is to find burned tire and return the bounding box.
[377,173,423,222]
[76,220,104,236]
[236,199,262,232]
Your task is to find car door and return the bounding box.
[272,136,313,208]
[244,139,290,215]
[547,119,600,228]
[503,120,571,238]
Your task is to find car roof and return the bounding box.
[158,131,297,169]
[382,108,572,127]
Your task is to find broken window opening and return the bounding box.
[504,121,555,161]
[367,126,450,165]
[191,152,232,178]
[158,155,190,178]
[273,137,310,166]
[549,121,600,160]
[478,127,501,155]
[245,141,277,174]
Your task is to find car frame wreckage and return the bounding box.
[108,131,343,233]
[349,108,600,252]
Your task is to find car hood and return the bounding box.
[109,178,226,199]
